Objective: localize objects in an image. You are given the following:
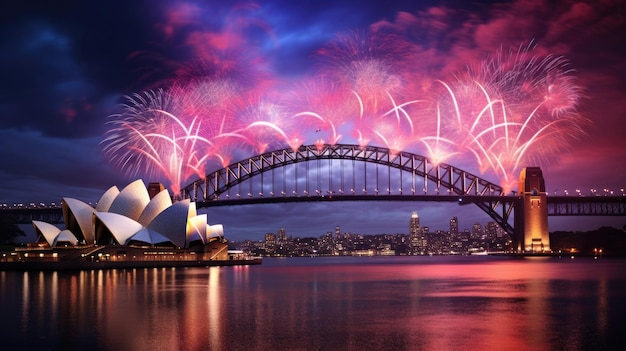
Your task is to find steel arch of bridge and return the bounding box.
[181,144,517,236]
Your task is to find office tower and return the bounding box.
[278,228,287,243]
[450,216,458,237]
[265,233,276,253]
[409,212,426,254]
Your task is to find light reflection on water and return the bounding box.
[1,256,625,350]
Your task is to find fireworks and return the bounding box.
[102,90,214,194]
[436,44,586,192]
[103,30,585,194]
[237,97,294,154]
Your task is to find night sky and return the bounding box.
[2,0,625,241]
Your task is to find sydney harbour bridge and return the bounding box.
[5,143,626,252]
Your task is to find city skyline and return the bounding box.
[2,0,626,240]
[253,213,496,240]
[226,210,550,245]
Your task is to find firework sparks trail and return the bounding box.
[454,44,585,192]
[102,90,216,193]
[293,111,342,146]
[418,103,461,166]
[316,29,418,109]
[314,29,423,151]
[284,78,355,149]
[367,95,422,155]
[104,21,585,195]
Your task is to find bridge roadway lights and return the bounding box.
[515,167,550,253]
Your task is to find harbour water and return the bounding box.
[1,255,625,350]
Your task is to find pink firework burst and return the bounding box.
[368,92,427,155]
[316,28,417,114]
[105,30,588,196]
[236,95,294,154]
[102,90,214,194]
[437,43,587,192]
[286,78,353,147]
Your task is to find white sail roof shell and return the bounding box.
[32,179,211,249]
[187,214,207,244]
[138,189,172,226]
[32,220,62,246]
[62,198,96,244]
[55,230,79,246]
[147,199,192,248]
[95,185,120,212]
[207,224,224,240]
[130,228,172,245]
[107,179,150,221]
[32,221,78,247]
[188,203,197,218]
[94,212,144,246]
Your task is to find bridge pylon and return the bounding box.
[515,167,550,252]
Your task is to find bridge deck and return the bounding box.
[4,195,624,225]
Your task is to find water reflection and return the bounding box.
[1,257,625,350]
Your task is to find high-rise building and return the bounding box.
[278,228,287,243]
[431,229,450,254]
[409,212,420,245]
[409,212,427,254]
[264,233,276,253]
[318,232,335,255]
[450,217,458,237]
[485,222,498,241]
[472,223,483,239]
[421,227,430,252]
[449,216,462,253]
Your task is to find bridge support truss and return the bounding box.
[547,197,626,216]
[181,144,516,238]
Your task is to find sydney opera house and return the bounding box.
[4,180,259,269]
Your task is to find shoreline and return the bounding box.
[0,244,262,271]
[0,258,262,271]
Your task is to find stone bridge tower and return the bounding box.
[515,167,550,252]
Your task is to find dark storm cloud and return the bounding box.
[0,129,128,204]
[0,1,149,138]
[0,21,94,135]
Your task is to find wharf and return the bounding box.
[0,245,262,271]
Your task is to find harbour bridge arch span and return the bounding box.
[181,144,517,237]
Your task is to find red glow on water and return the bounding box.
[6,258,624,350]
